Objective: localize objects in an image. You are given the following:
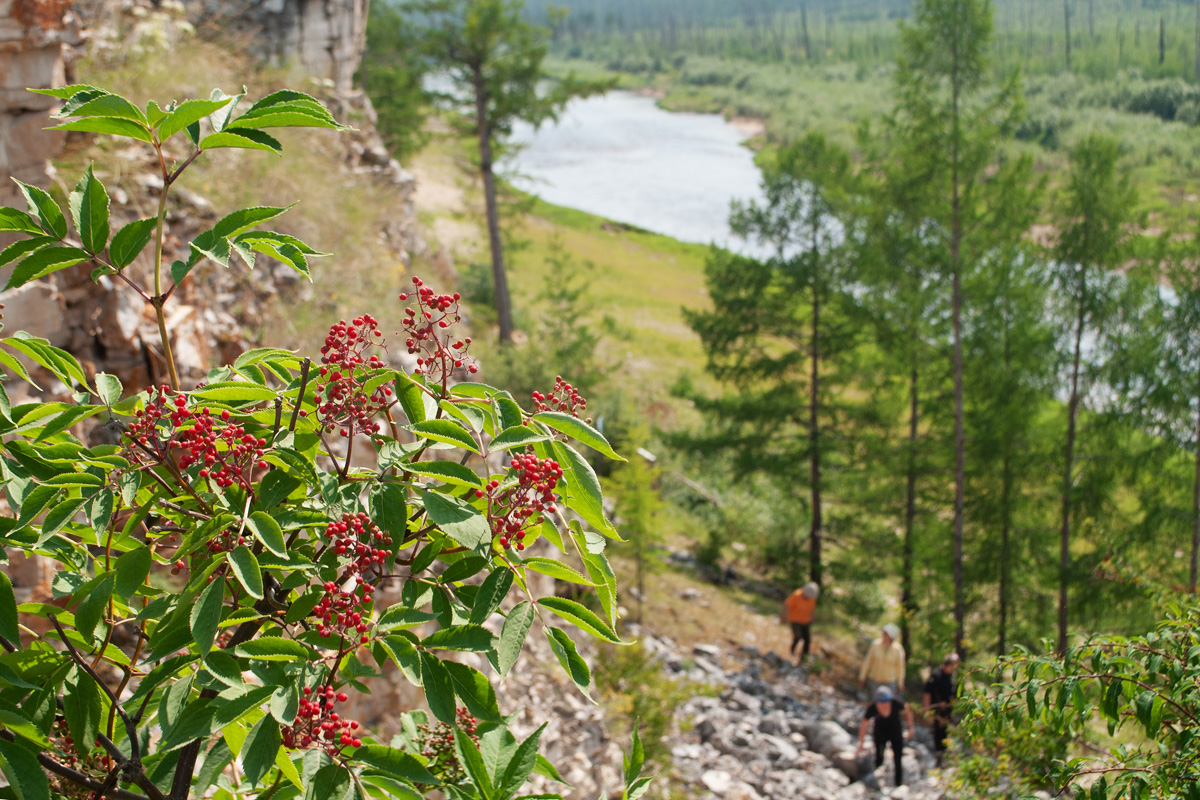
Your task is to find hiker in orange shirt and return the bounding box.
[780,582,820,663]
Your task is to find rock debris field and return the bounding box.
[644,635,947,800]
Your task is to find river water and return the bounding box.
[506,91,767,255]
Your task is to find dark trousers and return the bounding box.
[874,735,904,786]
[932,717,950,754]
[789,622,811,659]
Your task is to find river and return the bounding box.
[506,91,768,255]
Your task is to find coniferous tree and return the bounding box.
[407,0,610,343]
[1052,135,1136,652]
[682,133,862,587]
[891,0,1022,657]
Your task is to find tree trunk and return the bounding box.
[951,67,966,661]
[809,222,822,587]
[1195,0,1199,81]
[1088,0,1094,40]
[999,452,1012,656]
[1192,357,1200,593]
[1064,0,1072,71]
[472,63,514,344]
[902,362,918,662]
[1059,284,1086,653]
[800,3,812,61]
[1160,16,1166,66]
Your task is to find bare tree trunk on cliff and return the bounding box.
[809,214,823,587]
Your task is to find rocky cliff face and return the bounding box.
[0,0,81,207]
[183,0,367,92]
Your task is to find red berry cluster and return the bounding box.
[398,277,477,385]
[532,376,591,422]
[124,387,268,493]
[282,685,362,754]
[312,512,390,641]
[475,451,563,551]
[314,315,393,439]
[416,709,479,785]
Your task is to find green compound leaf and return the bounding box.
[5,246,89,290]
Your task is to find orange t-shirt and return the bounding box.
[785,590,817,624]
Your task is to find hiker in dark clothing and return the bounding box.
[856,685,915,787]
[923,652,960,763]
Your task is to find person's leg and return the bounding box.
[873,735,885,771]
[891,736,904,786]
[800,623,811,660]
[789,623,803,656]
[934,719,948,753]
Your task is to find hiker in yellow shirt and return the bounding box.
[780,582,820,663]
[858,623,905,696]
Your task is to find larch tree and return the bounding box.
[1052,135,1135,652]
[407,0,610,343]
[891,0,1022,657]
[682,133,862,588]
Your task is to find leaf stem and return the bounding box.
[150,143,180,390]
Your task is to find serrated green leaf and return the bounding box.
[521,557,595,586]
[48,117,152,142]
[108,218,157,269]
[0,573,19,644]
[498,601,534,678]
[68,93,147,125]
[547,440,619,539]
[190,577,224,655]
[422,491,489,551]
[6,245,89,289]
[246,511,287,557]
[202,651,244,689]
[469,568,513,625]
[199,128,283,154]
[421,624,494,652]
[69,165,109,254]
[0,236,53,269]
[354,745,440,785]
[94,372,122,406]
[420,652,456,725]
[157,97,234,141]
[533,412,622,460]
[545,627,592,701]
[188,382,278,404]
[409,419,480,453]
[454,726,494,800]
[539,596,623,644]
[0,207,45,235]
[405,460,484,488]
[228,546,264,599]
[490,426,551,452]
[113,545,151,598]
[5,332,87,388]
[233,636,314,661]
[14,180,66,238]
[74,571,115,644]
[241,715,281,787]
[0,736,50,800]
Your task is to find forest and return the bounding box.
[1,0,1200,798]
[359,0,1200,794]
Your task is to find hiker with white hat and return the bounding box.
[780,581,820,663]
[856,685,915,787]
[858,622,906,697]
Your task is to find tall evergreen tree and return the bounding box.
[407,0,609,343]
[891,0,1022,656]
[682,133,862,587]
[1052,135,1136,652]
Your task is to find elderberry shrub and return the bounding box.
[0,82,649,800]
